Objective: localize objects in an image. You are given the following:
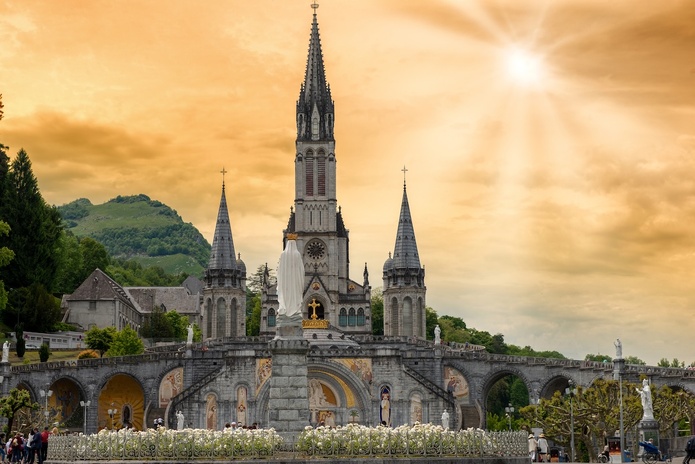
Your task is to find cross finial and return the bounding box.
[311,2,319,15]
[220,167,228,187]
[401,165,408,188]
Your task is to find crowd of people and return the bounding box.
[1,427,50,464]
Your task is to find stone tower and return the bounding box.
[203,177,246,339]
[383,178,426,337]
[260,7,371,335]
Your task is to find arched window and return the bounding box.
[205,299,213,338]
[216,298,227,338]
[339,308,347,326]
[357,308,365,326]
[348,308,356,326]
[268,308,276,327]
[231,298,238,337]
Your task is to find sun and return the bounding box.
[504,47,544,87]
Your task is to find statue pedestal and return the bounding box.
[267,336,310,441]
[638,419,660,446]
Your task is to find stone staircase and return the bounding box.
[403,363,458,425]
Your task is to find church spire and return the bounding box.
[392,170,420,269]
[207,169,236,271]
[296,3,334,142]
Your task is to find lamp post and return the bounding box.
[80,400,90,435]
[565,380,578,462]
[39,388,53,427]
[107,407,115,430]
[505,403,515,431]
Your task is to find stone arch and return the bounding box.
[203,391,219,430]
[477,366,533,429]
[97,372,145,430]
[48,376,85,426]
[539,373,580,399]
[308,360,372,426]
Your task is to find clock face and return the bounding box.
[306,240,326,260]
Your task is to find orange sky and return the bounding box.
[1,0,694,364]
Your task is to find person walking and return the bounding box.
[39,427,50,463]
[28,428,41,464]
[528,434,538,462]
[538,433,549,463]
[684,436,695,464]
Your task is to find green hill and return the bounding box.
[58,194,211,276]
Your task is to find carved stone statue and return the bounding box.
[614,339,622,359]
[441,409,450,429]
[636,379,654,421]
[2,341,8,363]
[176,410,185,430]
[277,235,304,323]
[434,325,441,345]
[186,325,194,345]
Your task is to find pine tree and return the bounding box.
[1,149,62,290]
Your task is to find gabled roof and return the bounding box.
[66,268,132,307]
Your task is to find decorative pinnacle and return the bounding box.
[311,2,319,14]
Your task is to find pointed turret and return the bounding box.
[207,181,236,271]
[296,9,334,142]
[391,182,421,269]
[203,174,247,339]
[383,172,426,338]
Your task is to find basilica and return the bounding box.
[12,7,682,437]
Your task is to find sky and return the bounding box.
[1,0,694,366]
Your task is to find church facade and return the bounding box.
[13,7,694,439]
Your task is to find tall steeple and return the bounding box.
[262,4,371,336]
[383,168,426,338]
[392,177,421,270]
[296,5,334,142]
[208,174,236,271]
[203,170,247,339]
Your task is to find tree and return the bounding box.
[0,149,62,291]
[85,326,117,357]
[38,343,50,362]
[4,283,61,333]
[0,388,39,434]
[247,264,275,294]
[0,221,14,312]
[246,293,261,336]
[141,306,174,340]
[624,356,646,365]
[164,311,189,341]
[370,288,383,336]
[425,307,438,340]
[586,353,612,363]
[106,326,144,357]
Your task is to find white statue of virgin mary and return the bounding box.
[277,235,304,323]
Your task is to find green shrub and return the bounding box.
[38,343,51,362]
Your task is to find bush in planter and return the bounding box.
[78,349,99,359]
[39,343,51,362]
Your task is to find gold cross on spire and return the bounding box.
[401,165,408,187]
[220,167,228,186]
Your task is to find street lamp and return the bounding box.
[505,403,515,431]
[39,388,53,427]
[80,400,90,435]
[565,380,578,462]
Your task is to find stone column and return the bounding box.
[268,332,310,441]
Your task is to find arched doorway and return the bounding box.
[98,374,145,430]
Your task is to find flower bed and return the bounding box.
[296,423,526,457]
[49,427,283,460]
